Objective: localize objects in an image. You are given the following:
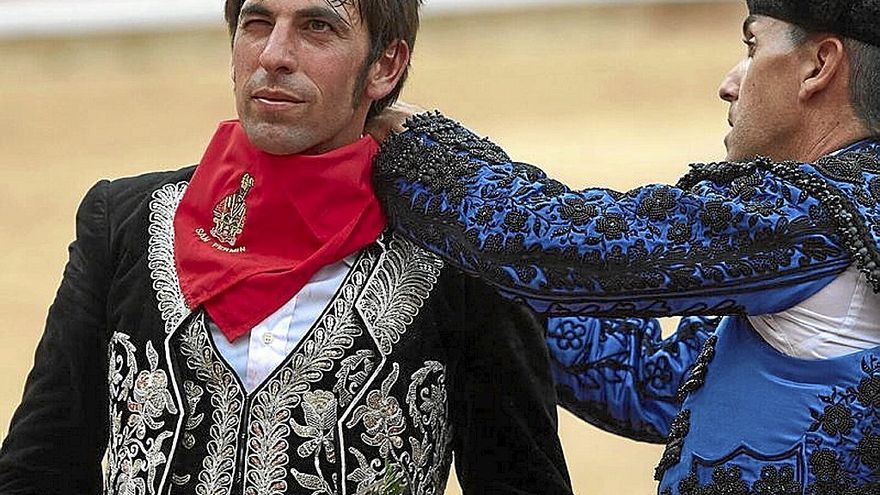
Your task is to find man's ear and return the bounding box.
[364,40,411,101]
[799,35,847,101]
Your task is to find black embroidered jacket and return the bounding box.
[0,167,572,495]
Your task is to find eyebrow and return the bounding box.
[742,15,758,37]
[240,3,272,19]
[240,3,354,31]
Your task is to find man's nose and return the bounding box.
[259,24,298,75]
[718,60,745,103]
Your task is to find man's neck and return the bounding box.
[794,111,870,162]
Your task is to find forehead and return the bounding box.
[241,0,362,23]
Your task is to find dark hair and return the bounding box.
[789,24,880,134]
[224,0,421,120]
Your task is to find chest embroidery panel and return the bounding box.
[168,234,450,495]
[238,235,449,495]
[117,175,454,495]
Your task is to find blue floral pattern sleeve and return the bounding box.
[374,113,880,318]
[548,316,718,443]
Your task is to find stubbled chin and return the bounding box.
[723,135,735,161]
[242,122,312,155]
[723,132,753,162]
[724,145,749,162]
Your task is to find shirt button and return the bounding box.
[262,332,274,346]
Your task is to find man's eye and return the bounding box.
[243,19,272,30]
[307,20,333,32]
[744,38,756,57]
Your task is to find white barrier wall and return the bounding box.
[0,0,734,39]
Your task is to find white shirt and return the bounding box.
[749,266,880,359]
[752,145,880,359]
[210,255,355,392]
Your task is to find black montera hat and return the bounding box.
[747,0,880,47]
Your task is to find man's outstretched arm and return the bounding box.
[0,183,111,494]
[374,112,861,318]
[548,316,717,443]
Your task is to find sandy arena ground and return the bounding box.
[0,2,747,493]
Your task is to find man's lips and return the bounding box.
[251,89,306,107]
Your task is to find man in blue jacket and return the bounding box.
[373,0,880,492]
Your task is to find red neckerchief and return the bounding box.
[174,120,385,342]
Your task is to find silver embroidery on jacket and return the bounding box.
[181,381,205,450]
[333,350,376,411]
[244,234,444,495]
[356,236,444,356]
[237,234,444,495]
[178,314,245,495]
[403,361,453,493]
[117,179,190,495]
[246,281,365,495]
[289,390,343,494]
[348,364,406,457]
[345,236,446,495]
[107,333,178,495]
[346,361,452,495]
[148,182,190,334]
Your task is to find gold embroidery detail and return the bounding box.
[211,173,254,247]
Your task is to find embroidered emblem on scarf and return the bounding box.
[210,172,254,248]
[174,120,386,342]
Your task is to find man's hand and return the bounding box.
[365,101,426,142]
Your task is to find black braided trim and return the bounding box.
[403,111,511,165]
[677,161,759,191]
[677,153,880,294]
[755,155,880,293]
[676,335,718,403]
[655,409,692,481]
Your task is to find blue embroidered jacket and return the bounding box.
[373,112,880,493]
